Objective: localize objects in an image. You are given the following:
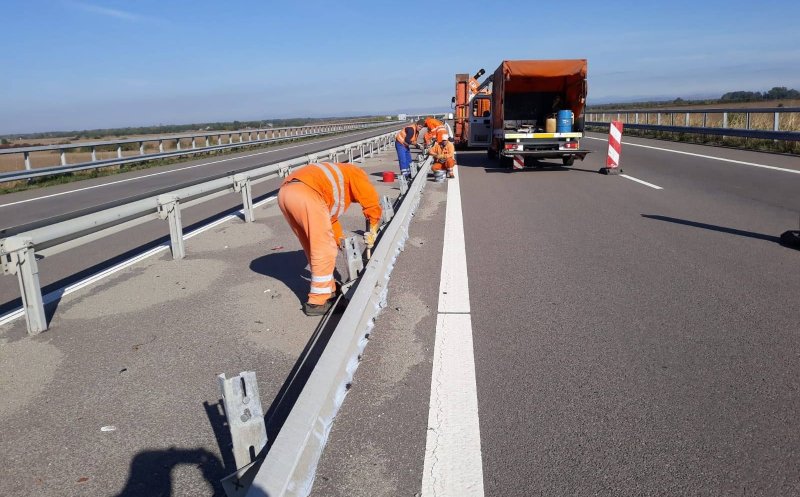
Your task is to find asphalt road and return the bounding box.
[0,125,401,314]
[313,133,800,496]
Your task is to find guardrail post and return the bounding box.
[685,112,690,126]
[23,151,31,170]
[702,113,707,128]
[218,372,268,471]
[192,137,196,149]
[91,146,97,162]
[176,139,181,151]
[342,236,364,282]
[233,174,255,223]
[117,145,123,158]
[380,195,394,224]
[358,145,364,163]
[348,147,353,163]
[159,140,164,153]
[157,196,186,260]
[398,173,409,195]
[60,149,67,166]
[1,236,47,334]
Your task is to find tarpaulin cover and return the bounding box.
[492,59,588,128]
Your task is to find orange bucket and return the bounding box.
[382,171,395,183]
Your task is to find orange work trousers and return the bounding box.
[432,158,455,171]
[278,181,338,305]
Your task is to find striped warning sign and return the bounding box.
[606,121,624,169]
[513,155,524,170]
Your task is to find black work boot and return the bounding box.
[303,300,333,316]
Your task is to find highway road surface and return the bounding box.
[312,132,800,497]
[1,130,799,496]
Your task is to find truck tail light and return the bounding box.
[561,141,578,149]
[504,143,517,150]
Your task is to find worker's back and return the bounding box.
[283,162,380,222]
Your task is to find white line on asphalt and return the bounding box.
[422,165,485,497]
[585,136,800,175]
[0,132,369,209]
[620,174,664,190]
[0,196,277,327]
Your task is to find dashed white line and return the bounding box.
[422,165,484,497]
[620,174,663,190]
[0,196,276,327]
[585,136,800,175]
[0,131,373,209]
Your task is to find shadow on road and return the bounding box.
[249,250,311,303]
[114,447,226,497]
[641,214,782,243]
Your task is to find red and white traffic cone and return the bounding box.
[600,121,623,175]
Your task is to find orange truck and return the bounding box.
[487,59,590,167]
[452,69,493,149]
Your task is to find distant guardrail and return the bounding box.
[0,121,396,182]
[0,127,401,334]
[585,107,800,142]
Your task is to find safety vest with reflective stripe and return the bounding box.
[310,162,346,219]
[395,125,418,147]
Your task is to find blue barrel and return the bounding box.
[557,110,573,133]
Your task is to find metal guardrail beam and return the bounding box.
[0,121,394,182]
[244,155,433,497]
[0,128,401,334]
[585,121,800,141]
[586,106,800,114]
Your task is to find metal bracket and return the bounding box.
[380,195,395,224]
[233,174,255,223]
[410,161,419,177]
[278,166,291,178]
[307,154,319,164]
[1,236,47,334]
[218,372,268,471]
[342,236,364,282]
[157,195,185,260]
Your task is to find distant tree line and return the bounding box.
[588,86,800,110]
[720,86,800,102]
[1,115,388,141]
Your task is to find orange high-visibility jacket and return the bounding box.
[423,118,446,144]
[395,125,418,147]
[424,117,443,130]
[429,141,455,160]
[282,162,382,241]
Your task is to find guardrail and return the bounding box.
[0,127,402,334]
[244,154,434,497]
[585,107,800,142]
[0,121,394,182]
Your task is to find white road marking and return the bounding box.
[422,165,484,497]
[0,196,276,327]
[0,131,370,209]
[620,174,664,190]
[585,136,800,175]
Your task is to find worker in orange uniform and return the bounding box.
[395,121,423,179]
[423,117,449,147]
[429,138,456,178]
[278,162,382,316]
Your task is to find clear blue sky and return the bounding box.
[1,0,798,134]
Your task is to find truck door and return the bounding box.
[468,95,491,147]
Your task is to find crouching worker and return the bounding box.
[278,162,382,316]
[428,138,456,179]
[395,121,423,179]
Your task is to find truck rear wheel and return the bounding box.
[562,156,575,167]
[487,147,497,160]
[501,155,513,168]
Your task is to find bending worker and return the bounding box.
[278,162,382,316]
[429,137,456,178]
[395,120,422,179]
[423,116,449,147]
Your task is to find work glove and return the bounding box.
[363,223,379,249]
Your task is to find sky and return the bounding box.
[1,0,799,134]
